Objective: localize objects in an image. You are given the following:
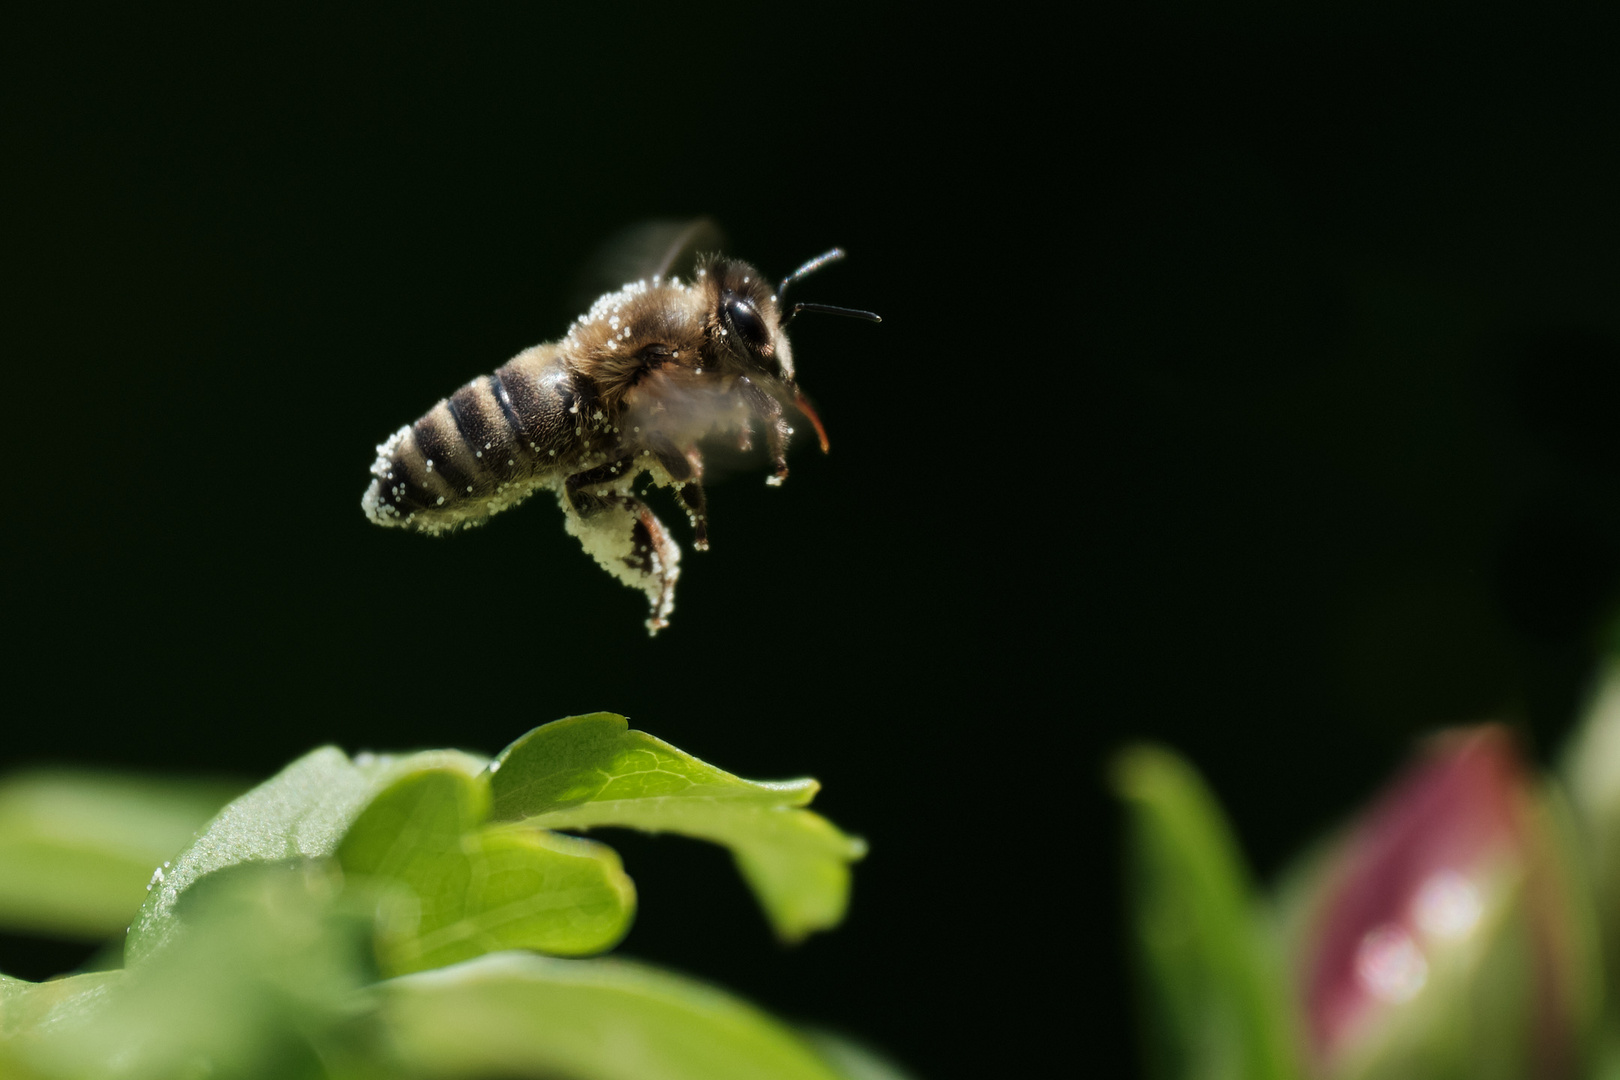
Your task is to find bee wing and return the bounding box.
[570,218,725,311]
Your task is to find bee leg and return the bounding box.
[737,376,793,486]
[563,455,639,516]
[760,412,793,487]
[560,491,680,634]
[562,456,679,632]
[622,505,680,634]
[676,483,708,550]
[647,438,710,551]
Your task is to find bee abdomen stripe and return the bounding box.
[488,375,532,462]
[449,380,525,483]
[370,429,436,515]
[390,452,433,511]
[493,365,554,450]
[445,390,479,449]
[447,387,504,476]
[412,412,478,496]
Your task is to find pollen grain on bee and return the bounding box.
[359,241,875,632]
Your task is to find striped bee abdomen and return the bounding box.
[361,345,577,533]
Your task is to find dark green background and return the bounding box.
[5,5,1619,1077]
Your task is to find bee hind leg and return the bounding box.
[623,506,680,634]
[561,494,681,634]
[563,454,639,513]
[563,458,680,634]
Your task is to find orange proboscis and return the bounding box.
[794,392,831,453]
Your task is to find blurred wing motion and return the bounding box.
[570,218,725,313]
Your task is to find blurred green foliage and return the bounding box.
[1114,746,1298,1080]
[0,715,890,1080]
[0,771,242,939]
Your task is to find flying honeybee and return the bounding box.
[361,228,879,634]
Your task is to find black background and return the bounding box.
[5,5,1620,1078]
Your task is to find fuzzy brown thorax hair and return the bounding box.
[559,257,793,414]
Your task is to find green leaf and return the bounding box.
[487,713,865,942]
[0,771,240,939]
[0,970,123,1040]
[1113,744,1300,1080]
[371,952,849,1080]
[6,862,378,1080]
[337,768,635,976]
[1,970,124,1080]
[125,747,485,965]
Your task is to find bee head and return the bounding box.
[700,257,796,384]
[699,249,881,390]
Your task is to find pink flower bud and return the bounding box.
[1296,725,1590,1078]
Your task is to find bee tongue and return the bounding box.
[793,391,831,453]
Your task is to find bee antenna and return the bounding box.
[783,302,883,327]
[778,248,847,301]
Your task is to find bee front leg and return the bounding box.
[737,376,793,486]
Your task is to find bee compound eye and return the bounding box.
[723,293,770,349]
